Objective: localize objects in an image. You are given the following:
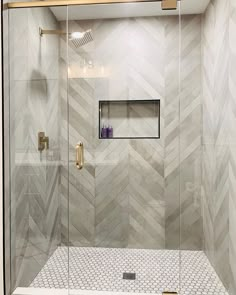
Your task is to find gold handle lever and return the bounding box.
[76,142,84,170]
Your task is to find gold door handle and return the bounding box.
[76,142,84,170]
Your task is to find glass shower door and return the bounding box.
[67,3,182,294]
[8,6,69,294]
[178,3,230,295]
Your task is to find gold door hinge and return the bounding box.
[161,0,177,10]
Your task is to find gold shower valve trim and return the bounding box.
[38,132,49,151]
[7,0,180,9]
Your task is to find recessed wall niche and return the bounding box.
[99,100,160,139]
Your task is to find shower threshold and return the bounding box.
[13,288,165,295]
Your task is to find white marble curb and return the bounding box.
[13,287,162,295]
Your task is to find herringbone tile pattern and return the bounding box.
[59,15,202,251]
[201,0,236,293]
[229,0,236,294]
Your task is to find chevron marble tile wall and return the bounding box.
[202,0,236,293]
[202,0,230,289]
[177,15,202,251]
[229,1,236,294]
[60,14,202,251]
[9,7,63,291]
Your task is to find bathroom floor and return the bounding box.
[30,247,228,295]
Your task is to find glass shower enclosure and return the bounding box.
[6,0,226,294]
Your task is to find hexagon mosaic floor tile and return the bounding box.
[30,247,228,295]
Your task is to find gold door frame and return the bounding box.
[7,0,179,9]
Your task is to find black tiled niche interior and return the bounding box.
[99,100,160,139]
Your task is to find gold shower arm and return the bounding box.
[39,28,66,36]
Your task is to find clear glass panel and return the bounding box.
[8,6,69,294]
[68,3,181,294]
[179,1,229,295]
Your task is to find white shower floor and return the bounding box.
[28,247,228,295]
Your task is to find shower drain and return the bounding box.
[123,273,136,280]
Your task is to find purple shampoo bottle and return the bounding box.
[108,125,113,138]
[101,125,107,138]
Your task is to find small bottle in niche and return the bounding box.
[107,125,113,138]
[101,125,107,138]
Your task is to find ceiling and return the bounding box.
[51,0,210,21]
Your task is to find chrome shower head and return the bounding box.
[69,29,93,48]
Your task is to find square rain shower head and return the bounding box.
[70,29,93,48]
